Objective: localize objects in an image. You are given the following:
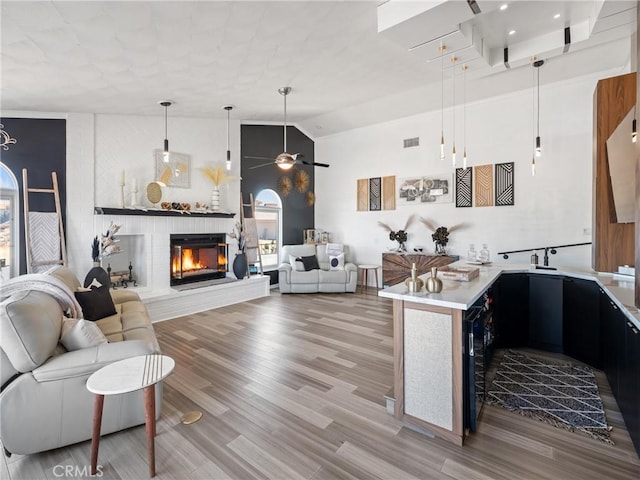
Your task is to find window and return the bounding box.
[0,163,19,279]
[254,189,282,271]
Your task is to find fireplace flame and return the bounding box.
[173,248,206,274]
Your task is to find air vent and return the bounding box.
[404,137,419,148]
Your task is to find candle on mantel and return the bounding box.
[121,170,125,186]
[131,177,138,192]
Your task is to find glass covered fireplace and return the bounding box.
[170,233,228,286]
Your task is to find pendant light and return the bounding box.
[462,64,468,169]
[159,100,172,163]
[531,59,537,176]
[632,106,637,143]
[451,55,458,167]
[533,59,544,158]
[439,45,446,161]
[223,105,233,170]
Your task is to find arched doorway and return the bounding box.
[254,189,282,271]
[0,163,20,279]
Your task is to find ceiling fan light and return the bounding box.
[277,162,294,170]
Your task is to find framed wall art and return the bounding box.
[155,150,191,188]
[398,173,452,206]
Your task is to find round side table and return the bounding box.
[358,264,380,293]
[87,354,175,478]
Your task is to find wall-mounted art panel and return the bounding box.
[382,175,396,210]
[398,173,452,206]
[495,162,515,206]
[455,167,472,208]
[357,178,369,211]
[474,164,493,207]
[155,150,190,188]
[369,177,382,211]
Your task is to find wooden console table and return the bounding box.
[382,253,459,287]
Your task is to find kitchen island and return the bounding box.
[379,261,640,454]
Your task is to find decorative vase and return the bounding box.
[425,267,443,293]
[397,242,407,252]
[232,252,248,279]
[405,262,423,292]
[435,242,447,256]
[211,186,220,211]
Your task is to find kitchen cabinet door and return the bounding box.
[494,273,529,348]
[563,277,601,368]
[600,291,625,398]
[621,319,640,457]
[529,275,563,353]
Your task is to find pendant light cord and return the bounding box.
[164,104,168,139]
[452,57,456,148]
[441,48,444,137]
[283,93,287,152]
[226,108,230,150]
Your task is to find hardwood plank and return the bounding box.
[6,289,640,480]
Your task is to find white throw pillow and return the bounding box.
[329,253,345,271]
[60,318,108,351]
[289,255,305,272]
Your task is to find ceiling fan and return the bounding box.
[245,86,330,170]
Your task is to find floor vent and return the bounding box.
[403,137,419,148]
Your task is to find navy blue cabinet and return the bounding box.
[600,291,625,398]
[563,278,601,368]
[622,318,640,457]
[529,275,563,353]
[493,273,529,348]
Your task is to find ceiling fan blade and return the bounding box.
[244,155,276,161]
[249,162,276,170]
[301,160,330,168]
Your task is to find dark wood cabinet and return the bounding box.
[529,275,564,352]
[493,273,529,348]
[381,253,458,287]
[563,277,601,368]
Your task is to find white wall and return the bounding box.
[314,68,622,275]
[64,112,241,293]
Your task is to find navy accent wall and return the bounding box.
[1,118,66,274]
[241,124,314,283]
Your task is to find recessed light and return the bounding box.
[500,4,508,11]
[508,30,516,35]
[553,13,561,19]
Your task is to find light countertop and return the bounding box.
[378,261,640,330]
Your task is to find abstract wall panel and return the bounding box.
[455,167,472,207]
[382,175,396,210]
[369,177,381,211]
[474,164,494,207]
[357,178,369,211]
[495,162,515,206]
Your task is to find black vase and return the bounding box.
[232,253,248,279]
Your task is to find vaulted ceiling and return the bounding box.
[1,1,636,137]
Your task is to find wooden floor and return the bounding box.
[3,289,640,479]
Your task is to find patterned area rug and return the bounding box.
[487,350,613,445]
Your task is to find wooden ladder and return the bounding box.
[22,168,67,273]
[240,192,263,277]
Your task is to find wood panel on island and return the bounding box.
[382,253,458,287]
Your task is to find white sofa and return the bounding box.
[278,244,358,293]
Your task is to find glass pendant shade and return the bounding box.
[632,118,637,143]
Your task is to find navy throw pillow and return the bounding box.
[299,255,320,271]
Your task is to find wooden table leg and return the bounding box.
[375,268,379,289]
[144,385,156,477]
[90,394,104,476]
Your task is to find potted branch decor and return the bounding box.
[378,214,416,252]
[420,217,468,256]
